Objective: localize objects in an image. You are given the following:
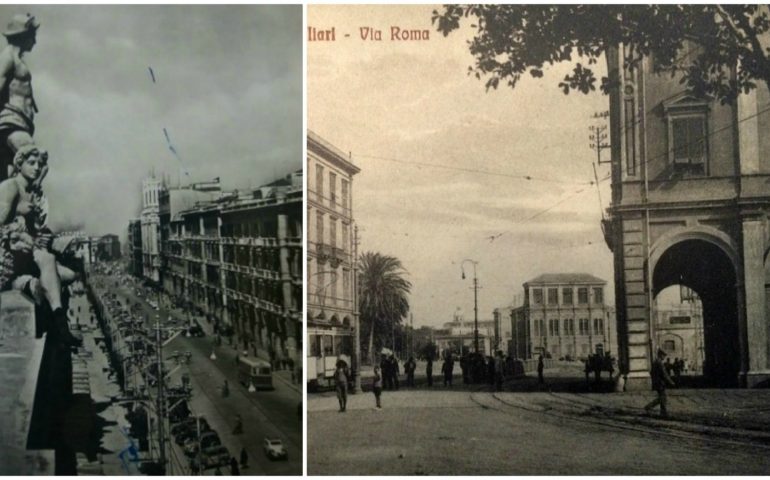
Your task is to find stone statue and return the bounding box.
[0,145,81,347]
[0,13,40,182]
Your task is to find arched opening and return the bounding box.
[653,239,740,387]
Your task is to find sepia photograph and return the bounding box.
[0,5,302,475]
[307,4,770,475]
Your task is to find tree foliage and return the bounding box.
[432,5,770,103]
[358,251,412,362]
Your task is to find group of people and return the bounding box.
[664,356,687,382]
[584,352,616,384]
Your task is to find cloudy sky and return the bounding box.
[0,5,302,236]
[308,5,615,328]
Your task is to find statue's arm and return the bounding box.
[0,180,18,225]
[0,51,13,89]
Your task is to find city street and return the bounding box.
[308,366,770,475]
[91,273,301,475]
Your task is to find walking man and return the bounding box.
[426,356,433,387]
[645,348,676,418]
[372,365,383,409]
[240,447,249,469]
[334,360,350,412]
[404,356,416,387]
[537,355,545,385]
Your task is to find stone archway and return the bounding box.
[651,235,741,387]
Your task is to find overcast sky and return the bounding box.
[0,5,302,236]
[308,5,615,328]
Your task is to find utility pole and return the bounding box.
[353,224,361,393]
[154,316,167,475]
[461,259,480,354]
[588,111,611,165]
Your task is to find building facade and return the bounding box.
[510,273,613,360]
[127,219,143,277]
[306,131,360,385]
[163,175,303,365]
[433,311,495,358]
[603,42,770,388]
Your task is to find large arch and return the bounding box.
[651,231,742,387]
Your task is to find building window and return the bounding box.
[341,223,348,251]
[532,288,543,305]
[578,288,588,304]
[329,172,337,206]
[564,318,574,336]
[593,318,603,336]
[330,218,337,248]
[579,318,590,335]
[562,288,573,305]
[547,288,558,305]
[343,269,350,305]
[316,164,324,198]
[548,319,559,336]
[670,116,707,173]
[670,315,691,325]
[534,319,544,337]
[663,340,676,352]
[593,287,603,304]
[341,179,349,211]
[316,212,324,245]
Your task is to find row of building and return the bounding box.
[128,172,303,365]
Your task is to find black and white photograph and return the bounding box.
[0,5,302,475]
[307,4,770,475]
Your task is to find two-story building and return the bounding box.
[510,273,613,360]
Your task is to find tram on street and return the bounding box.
[237,356,274,390]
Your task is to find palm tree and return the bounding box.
[358,251,411,364]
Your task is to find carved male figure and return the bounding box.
[0,13,40,181]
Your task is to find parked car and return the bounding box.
[184,431,221,457]
[201,445,231,470]
[263,438,288,460]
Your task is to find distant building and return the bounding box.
[511,273,614,360]
[140,175,165,285]
[96,234,121,261]
[306,131,360,385]
[127,219,143,277]
[654,288,705,372]
[433,310,496,357]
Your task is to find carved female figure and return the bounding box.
[0,144,80,347]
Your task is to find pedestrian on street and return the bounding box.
[222,379,229,398]
[645,348,676,418]
[404,356,416,387]
[233,414,244,434]
[230,457,240,475]
[334,359,350,412]
[426,357,433,387]
[372,365,383,409]
[537,355,545,385]
[494,351,505,392]
[240,447,248,468]
[442,355,454,386]
[391,355,401,390]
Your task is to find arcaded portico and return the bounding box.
[604,44,770,389]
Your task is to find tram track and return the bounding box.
[467,391,770,452]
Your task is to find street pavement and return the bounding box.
[107,276,301,475]
[308,363,770,475]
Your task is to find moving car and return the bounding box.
[263,438,287,460]
[184,431,221,457]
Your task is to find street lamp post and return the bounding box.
[461,259,480,354]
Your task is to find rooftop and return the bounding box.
[525,273,606,286]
